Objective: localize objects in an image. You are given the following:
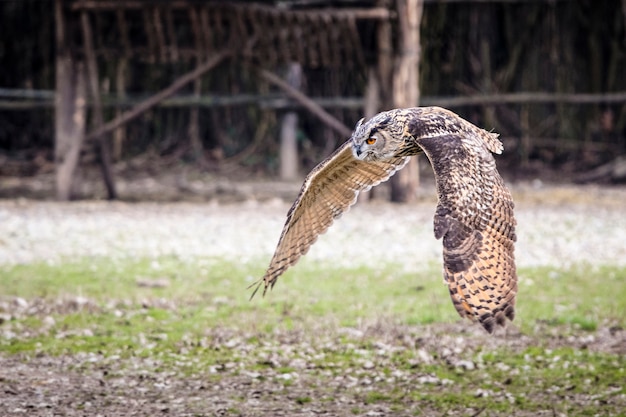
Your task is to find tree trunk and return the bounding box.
[279,63,302,180]
[390,0,423,203]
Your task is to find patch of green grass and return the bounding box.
[0,257,626,331]
[516,264,626,331]
[0,256,241,302]
[364,391,392,404]
[1,255,625,415]
[1,257,625,347]
[295,396,312,405]
[0,255,457,330]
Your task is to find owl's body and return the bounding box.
[252,107,517,333]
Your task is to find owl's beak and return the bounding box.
[353,144,363,159]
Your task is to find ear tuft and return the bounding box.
[354,117,365,131]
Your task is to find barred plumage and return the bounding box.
[251,106,517,333]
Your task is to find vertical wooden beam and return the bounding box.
[279,63,302,180]
[113,8,131,160]
[520,104,531,168]
[165,7,179,62]
[55,0,87,201]
[390,0,423,203]
[188,77,206,166]
[199,7,214,55]
[113,58,127,161]
[376,0,393,109]
[152,7,168,63]
[359,67,382,203]
[143,8,157,63]
[55,63,87,201]
[81,9,117,199]
[364,67,381,121]
[188,7,207,167]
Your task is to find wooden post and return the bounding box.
[389,0,423,203]
[54,0,87,200]
[376,0,393,109]
[279,63,302,180]
[364,67,381,120]
[359,67,382,202]
[81,9,117,199]
[113,8,130,161]
[189,76,207,167]
[520,104,531,168]
[188,6,207,168]
[113,58,127,160]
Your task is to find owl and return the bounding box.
[251,107,517,333]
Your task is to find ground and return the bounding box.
[1,177,625,416]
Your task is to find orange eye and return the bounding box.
[366,137,377,145]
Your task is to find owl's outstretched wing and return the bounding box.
[415,129,517,333]
[250,140,410,298]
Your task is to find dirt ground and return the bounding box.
[1,319,625,417]
[1,168,626,416]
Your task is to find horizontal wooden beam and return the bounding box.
[70,0,576,10]
[0,88,55,100]
[501,137,620,151]
[71,1,197,10]
[422,91,626,106]
[3,90,626,110]
[70,2,392,19]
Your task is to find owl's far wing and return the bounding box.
[417,132,517,333]
[250,140,410,298]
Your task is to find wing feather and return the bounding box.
[250,140,410,298]
[416,131,517,333]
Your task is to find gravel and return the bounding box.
[1,183,625,269]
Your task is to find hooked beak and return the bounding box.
[353,144,364,159]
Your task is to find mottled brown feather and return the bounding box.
[251,106,517,333]
[410,113,517,333]
[249,140,409,298]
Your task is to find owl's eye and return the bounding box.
[365,137,377,145]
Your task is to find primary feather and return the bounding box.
[251,107,517,333]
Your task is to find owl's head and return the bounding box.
[350,110,405,161]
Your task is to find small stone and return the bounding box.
[416,348,432,364]
[455,360,475,371]
[14,297,28,308]
[42,316,56,327]
[417,375,440,385]
[136,277,170,288]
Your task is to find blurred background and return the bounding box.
[0,0,625,201]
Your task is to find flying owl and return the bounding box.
[251,106,517,333]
